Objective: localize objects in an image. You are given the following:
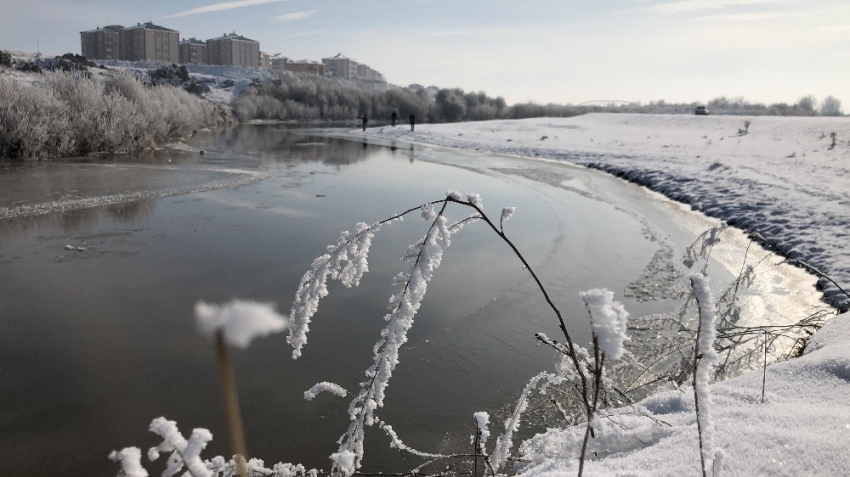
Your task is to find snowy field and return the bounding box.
[357,114,850,476]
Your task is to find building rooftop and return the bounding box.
[180,37,206,45]
[81,25,124,34]
[294,59,322,64]
[125,22,177,32]
[207,33,258,42]
[323,53,356,61]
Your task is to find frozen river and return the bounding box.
[0,125,825,475]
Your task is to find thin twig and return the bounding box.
[761,330,767,404]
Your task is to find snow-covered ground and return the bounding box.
[366,114,850,310]
[360,114,850,476]
[95,59,396,104]
[95,59,278,104]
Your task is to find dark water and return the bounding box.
[0,125,821,475]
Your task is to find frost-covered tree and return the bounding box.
[820,95,843,116]
[796,95,818,116]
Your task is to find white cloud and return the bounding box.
[163,0,287,19]
[647,0,782,15]
[274,10,317,22]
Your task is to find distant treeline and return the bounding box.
[233,73,434,122]
[234,71,844,122]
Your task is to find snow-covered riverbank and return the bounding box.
[361,114,850,476]
[365,114,850,310]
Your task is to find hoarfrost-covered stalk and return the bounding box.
[379,421,448,458]
[287,218,402,359]
[491,372,556,469]
[580,289,629,361]
[690,273,720,477]
[304,382,348,401]
[147,417,214,477]
[331,199,477,476]
[182,429,214,477]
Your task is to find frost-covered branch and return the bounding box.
[332,197,470,475]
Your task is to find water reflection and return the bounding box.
[191,124,389,168]
[0,200,156,238]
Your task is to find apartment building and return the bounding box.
[356,64,385,83]
[119,22,179,63]
[285,59,325,75]
[207,33,260,67]
[80,25,124,60]
[322,53,358,80]
[179,38,208,65]
[261,52,272,69]
[268,54,290,71]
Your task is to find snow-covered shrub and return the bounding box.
[0,76,73,159]
[1,71,222,161]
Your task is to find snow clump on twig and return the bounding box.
[474,411,491,453]
[195,300,288,348]
[330,450,356,476]
[501,207,516,222]
[466,193,483,209]
[108,447,148,477]
[581,288,629,360]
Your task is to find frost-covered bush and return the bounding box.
[0,76,73,159]
[0,71,222,161]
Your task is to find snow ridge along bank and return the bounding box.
[365,113,850,310]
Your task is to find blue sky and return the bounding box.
[5,0,850,106]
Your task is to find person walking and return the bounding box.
[391,111,397,127]
[409,114,415,132]
[362,115,368,132]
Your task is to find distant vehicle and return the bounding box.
[695,106,710,116]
